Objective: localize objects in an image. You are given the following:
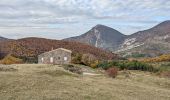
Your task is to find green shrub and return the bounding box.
[125,53,146,58]
[97,60,158,72]
[97,61,109,70]
[123,61,157,72]
[19,56,38,63]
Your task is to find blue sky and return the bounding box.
[0,0,170,39]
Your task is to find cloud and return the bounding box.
[0,0,170,39]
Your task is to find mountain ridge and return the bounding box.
[119,20,170,57]
[64,20,170,57]
[64,24,126,51]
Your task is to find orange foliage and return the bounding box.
[0,38,117,60]
[0,55,23,65]
[140,54,170,62]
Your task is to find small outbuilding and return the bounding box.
[38,48,72,64]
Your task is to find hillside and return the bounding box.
[119,20,170,57]
[64,24,126,51]
[0,37,117,60]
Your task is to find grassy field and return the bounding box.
[0,64,170,100]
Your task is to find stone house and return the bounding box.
[38,48,72,64]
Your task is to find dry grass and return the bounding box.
[0,65,18,72]
[0,64,170,100]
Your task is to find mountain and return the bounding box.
[0,36,9,42]
[1,21,170,58]
[0,37,117,60]
[119,20,170,57]
[64,24,126,51]
[64,21,170,57]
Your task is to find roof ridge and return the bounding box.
[58,48,72,53]
[38,48,72,56]
[40,48,72,55]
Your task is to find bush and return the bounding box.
[71,53,82,64]
[0,55,23,65]
[71,53,100,68]
[63,64,83,74]
[125,53,146,58]
[96,60,119,70]
[97,60,158,72]
[106,67,118,78]
[123,61,157,72]
[90,60,100,68]
[19,56,38,63]
[81,53,98,67]
[141,54,170,62]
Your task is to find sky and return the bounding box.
[0,0,170,39]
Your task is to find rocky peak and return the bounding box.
[64,24,126,51]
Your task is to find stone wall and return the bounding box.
[38,49,71,64]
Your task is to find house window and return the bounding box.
[64,57,68,61]
[50,57,53,63]
[58,57,61,60]
[41,58,44,63]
